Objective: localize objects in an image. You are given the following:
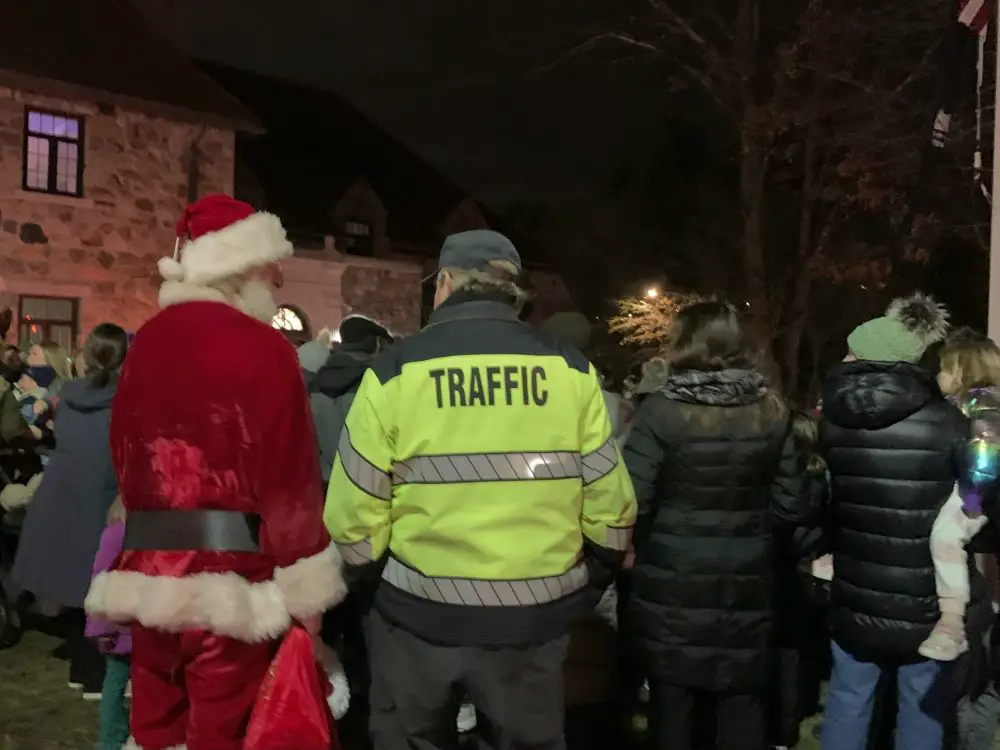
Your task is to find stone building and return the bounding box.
[0,0,573,352]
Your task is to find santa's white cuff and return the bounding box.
[85,544,347,644]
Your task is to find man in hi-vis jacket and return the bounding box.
[325,229,637,749]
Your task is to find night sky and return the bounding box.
[166,0,665,205]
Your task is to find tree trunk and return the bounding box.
[735,0,776,383]
[780,277,811,400]
[780,118,820,400]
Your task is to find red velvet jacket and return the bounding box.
[85,300,345,643]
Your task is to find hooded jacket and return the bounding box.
[12,376,119,608]
[821,360,969,660]
[308,349,376,483]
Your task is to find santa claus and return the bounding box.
[85,194,346,750]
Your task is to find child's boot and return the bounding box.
[918,612,968,661]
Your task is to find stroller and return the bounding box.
[0,436,48,649]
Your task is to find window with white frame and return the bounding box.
[18,295,79,352]
[23,109,84,197]
[341,220,373,256]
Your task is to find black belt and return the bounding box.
[123,510,262,552]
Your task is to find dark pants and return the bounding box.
[648,683,764,750]
[367,610,569,750]
[65,607,105,692]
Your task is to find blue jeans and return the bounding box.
[822,640,944,750]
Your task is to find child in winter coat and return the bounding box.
[85,497,130,750]
[919,337,1000,661]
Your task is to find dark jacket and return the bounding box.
[821,360,968,661]
[11,375,118,608]
[307,349,375,483]
[623,369,815,693]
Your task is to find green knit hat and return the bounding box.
[846,293,949,363]
[847,318,925,363]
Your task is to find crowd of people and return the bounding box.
[2,192,1000,750]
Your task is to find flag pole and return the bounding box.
[989,2,1000,340]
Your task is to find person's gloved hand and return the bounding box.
[327,668,350,720]
[316,640,351,720]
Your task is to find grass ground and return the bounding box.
[0,627,995,750]
[0,629,99,750]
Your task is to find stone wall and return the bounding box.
[283,248,423,339]
[341,262,423,335]
[0,86,234,344]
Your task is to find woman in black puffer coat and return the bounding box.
[622,302,818,750]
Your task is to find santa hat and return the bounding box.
[158,194,293,286]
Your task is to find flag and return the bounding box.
[932,0,989,148]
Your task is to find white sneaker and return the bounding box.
[81,691,101,701]
[918,628,968,661]
[67,681,83,690]
[457,703,477,733]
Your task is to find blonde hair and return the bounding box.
[37,341,72,381]
[939,339,1000,397]
[439,260,528,306]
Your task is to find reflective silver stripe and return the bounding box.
[581,437,618,485]
[339,427,392,500]
[382,557,589,606]
[336,538,374,565]
[605,525,633,552]
[393,451,582,485]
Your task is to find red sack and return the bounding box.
[245,623,340,750]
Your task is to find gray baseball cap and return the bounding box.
[437,230,522,273]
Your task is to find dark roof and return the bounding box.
[0,0,259,132]
[196,61,478,249]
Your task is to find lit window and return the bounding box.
[23,109,84,197]
[342,220,373,256]
[272,306,305,332]
[17,295,78,351]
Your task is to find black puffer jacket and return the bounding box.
[821,360,967,661]
[623,369,816,693]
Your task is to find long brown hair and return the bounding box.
[667,302,754,373]
[666,301,786,424]
[792,411,827,474]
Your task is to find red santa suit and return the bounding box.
[85,195,346,750]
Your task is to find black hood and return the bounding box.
[822,360,941,430]
[309,349,373,399]
[60,375,116,413]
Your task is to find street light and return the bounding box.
[645,287,659,299]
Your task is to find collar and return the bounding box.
[427,291,520,327]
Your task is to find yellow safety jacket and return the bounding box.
[324,294,637,646]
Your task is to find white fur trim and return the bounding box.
[327,668,351,720]
[124,740,186,750]
[85,545,346,643]
[274,543,347,621]
[170,212,292,286]
[157,257,186,282]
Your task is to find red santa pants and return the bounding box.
[130,625,278,750]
